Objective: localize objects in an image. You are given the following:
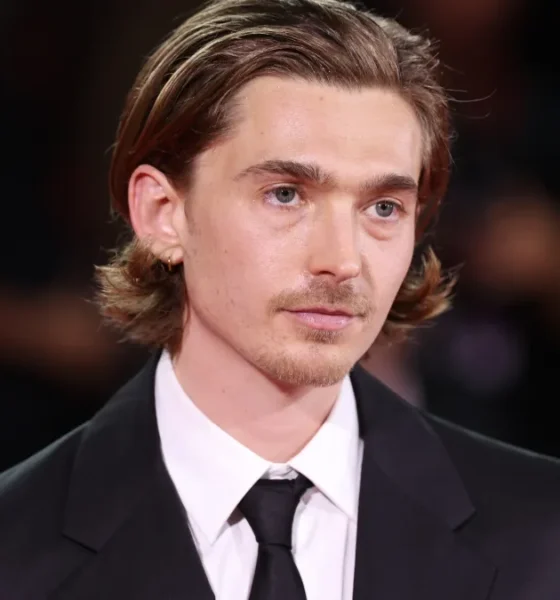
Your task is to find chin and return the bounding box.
[252,344,361,388]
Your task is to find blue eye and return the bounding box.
[264,186,301,207]
[375,200,397,218]
[273,187,297,204]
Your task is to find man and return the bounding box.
[1,0,560,598]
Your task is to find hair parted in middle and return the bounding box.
[97,0,454,353]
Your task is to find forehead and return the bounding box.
[219,76,424,184]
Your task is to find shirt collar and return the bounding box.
[289,374,360,521]
[155,351,361,547]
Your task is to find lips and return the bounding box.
[285,307,356,331]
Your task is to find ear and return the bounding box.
[128,165,185,266]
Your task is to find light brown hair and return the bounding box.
[97,0,453,353]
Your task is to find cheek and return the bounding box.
[365,235,415,308]
[212,199,302,277]
[184,206,294,312]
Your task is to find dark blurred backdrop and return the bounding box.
[1,0,559,471]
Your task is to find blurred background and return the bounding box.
[1,0,559,471]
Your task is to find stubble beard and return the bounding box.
[251,326,366,388]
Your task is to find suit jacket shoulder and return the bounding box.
[427,412,560,529]
[0,426,90,597]
[0,355,189,600]
[350,365,560,599]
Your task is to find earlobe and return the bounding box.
[128,164,185,264]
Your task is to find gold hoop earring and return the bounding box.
[167,256,173,272]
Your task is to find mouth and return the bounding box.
[284,306,357,331]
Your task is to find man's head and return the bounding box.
[98,0,452,387]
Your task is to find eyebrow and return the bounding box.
[234,159,418,197]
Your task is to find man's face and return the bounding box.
[178,77,423,387]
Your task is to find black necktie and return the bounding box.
[239,474,313,600]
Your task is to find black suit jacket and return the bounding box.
[2,354,560,600]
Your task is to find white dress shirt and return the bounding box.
[155,351,363,600]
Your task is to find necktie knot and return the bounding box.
[239,474,312,548]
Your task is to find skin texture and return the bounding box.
[129,77,423,460]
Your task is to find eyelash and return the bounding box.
[262,185,406,219]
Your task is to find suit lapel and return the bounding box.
[53,353,214,600]
[350,365,497,600]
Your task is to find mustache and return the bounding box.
[269,280,372,318]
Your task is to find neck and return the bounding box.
[173,317,343,462]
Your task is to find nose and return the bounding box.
[306,205,362,283]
